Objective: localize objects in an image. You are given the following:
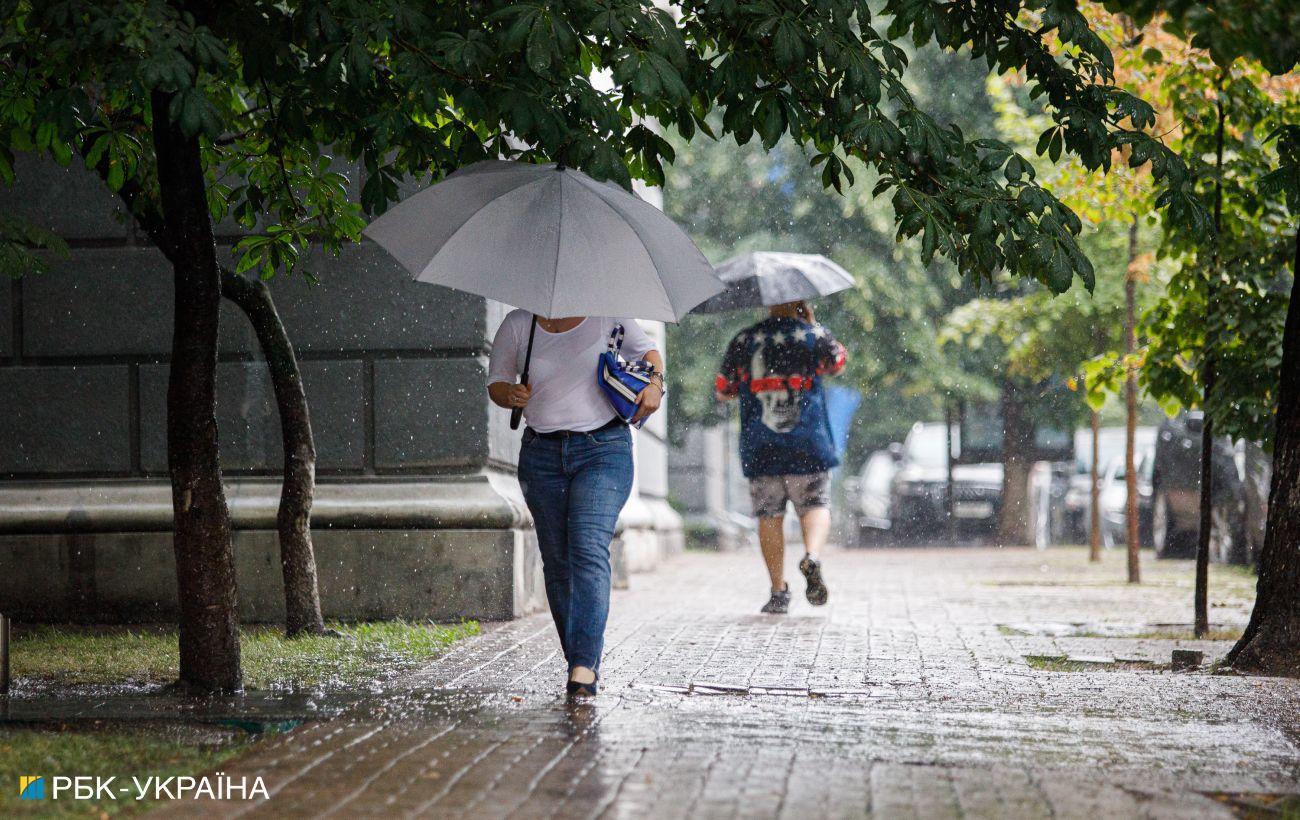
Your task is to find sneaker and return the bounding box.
[799,555,828,606]
[761,585,792,614]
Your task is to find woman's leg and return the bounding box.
[563,431,634,672]
[518,436,574,663]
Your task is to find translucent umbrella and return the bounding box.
[363,159,723,427]
[690,251,854,314]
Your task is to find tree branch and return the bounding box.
[79,133,178,261]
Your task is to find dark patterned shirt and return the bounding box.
[715,317,847,477]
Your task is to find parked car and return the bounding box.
[843,447,900,546]
[1150,411,1259,564]
[1055,426,1155,545]
[1097,448,1155,548]
[889,422,1003,541]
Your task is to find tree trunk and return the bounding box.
[1196,88,1227,636]
[1195,415,1214,635]
[945,401,957,546]
[220,270,325,637]
[1089,409,1102,561]
[81,138,324,639]
[1226,226,1300,676]
[1125,219,1141,584]
[1088,320,1105,562]
[999,380,1034,546]
[151,90,241,692]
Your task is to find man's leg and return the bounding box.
[798,507,830,558]
[751,475,793,613]
[758,515,787,592]
[794,473,832,606]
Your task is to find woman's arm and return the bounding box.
[632,349,665,423]
[487,314,530,410]
[489,381,532,409]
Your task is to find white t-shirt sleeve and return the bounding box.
[487,313,521,386]
[619,318,659,361]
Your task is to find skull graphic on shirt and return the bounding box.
[751,344,802,433]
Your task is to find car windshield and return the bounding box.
[1108,450,1155,482]
[906,426,949,469]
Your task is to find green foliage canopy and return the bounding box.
[1,0,1208,296]
[1139,62,1299,444]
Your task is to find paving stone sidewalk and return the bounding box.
[156,546,1300,819]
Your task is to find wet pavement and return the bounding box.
[152,546,1300,818]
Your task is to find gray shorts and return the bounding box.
[749,472,832,519]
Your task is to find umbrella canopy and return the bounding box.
[691,251,855,314]
[362,160,722,323]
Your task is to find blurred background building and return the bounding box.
[0,155,682,624]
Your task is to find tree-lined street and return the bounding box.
[2,1,1299,815]
[154,546,1299,818]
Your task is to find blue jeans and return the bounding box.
[518,423,634,672]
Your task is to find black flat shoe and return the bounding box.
[566,673,599,699]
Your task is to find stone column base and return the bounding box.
[0,473,546,623]
[0,527,546,623]
[611,496,684,589]
[0,472,684,622]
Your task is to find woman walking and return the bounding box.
[488,310,664,698]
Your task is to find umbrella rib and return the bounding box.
[549,173,563,318]
[570,176,675,319]
[412,176,551,286]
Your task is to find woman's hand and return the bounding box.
[633,381,663,423]
[506,383,532,408]
[489,381,532,410]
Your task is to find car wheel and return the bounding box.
[1152,490,1191,558]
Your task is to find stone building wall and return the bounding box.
[667,421,752,551]
[0,154,681,623]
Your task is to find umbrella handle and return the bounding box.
[510,315,538,430]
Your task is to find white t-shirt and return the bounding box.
[487,309,658,433]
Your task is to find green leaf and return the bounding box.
[1004,155,1033,183]
[772,18,805,67]
[755,96,784,150]
[106,160,124,192]
[526,16,553,74]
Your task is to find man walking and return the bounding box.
[716,300,847,613]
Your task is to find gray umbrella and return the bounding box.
[691,251,855,314]
[363,160,722,322]
[363,159,723,427]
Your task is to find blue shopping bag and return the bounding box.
[598,324,656,427]
[823,384,861,460]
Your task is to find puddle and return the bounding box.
[629,682,895,698]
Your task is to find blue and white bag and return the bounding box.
[598,324,656,427]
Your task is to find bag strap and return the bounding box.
[606,322,657,375]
